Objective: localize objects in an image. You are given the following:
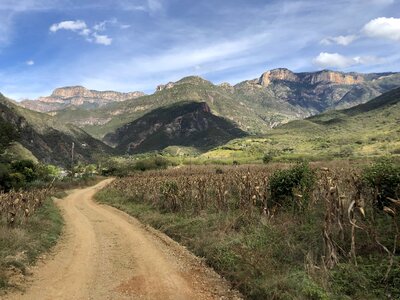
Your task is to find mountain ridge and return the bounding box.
[20,86,145,112]
[104,101,247,154]
[14,68,400,140]
[0,94,113,166]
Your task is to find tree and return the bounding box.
[0,118,18,154]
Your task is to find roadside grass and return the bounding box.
[0,198,63,290]
[95,188,333,299]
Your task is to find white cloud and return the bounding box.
[320,35,358,46]
[93,19,117,31]
[363,17,400,41]
[26,60,34,66]
[50,19,113,45]
[50,20,87,33]
[93,33,112,45]
[313,52,383,68]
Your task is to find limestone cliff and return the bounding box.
[258,68,299,86]
[20,86,145,112]
[256,69,364,86]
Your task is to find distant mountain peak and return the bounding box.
[19,86,145,112]
[156,76,212,92]
[259,68,298,86]
[48,86,144,100]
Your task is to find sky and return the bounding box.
[0,0,399,100]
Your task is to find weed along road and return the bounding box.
[5,179,240,300]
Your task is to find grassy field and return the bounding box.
[96,160,400,299]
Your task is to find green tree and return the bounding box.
[0,118,18,154]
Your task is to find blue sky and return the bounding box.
[0,0,400,99]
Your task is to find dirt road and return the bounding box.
[5,179,240,300]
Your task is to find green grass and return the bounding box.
[0,198,63,290]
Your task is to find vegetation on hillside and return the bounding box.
[204,87,400,163]
[96,159,400,299]
[0,94,113,166]
[104,101,247,154]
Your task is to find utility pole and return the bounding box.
[71,142,75,176]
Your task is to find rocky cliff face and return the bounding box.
[306,71,364,85]
[20,86,145,112]
[156,82,175,92]
[256,69,364,86]
[258,68,299,86]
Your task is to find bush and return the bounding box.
[363,157,400,209]
[11,160,37,182]
[0,163,11,191]
[134,156,171,172]
[269,162,315,209]
[262,153,274,164]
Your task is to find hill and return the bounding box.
[0,94,113,166]
[46,69,400,139]
[104,101,247,154]
[203,87,400,162]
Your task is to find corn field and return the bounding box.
[107,162,399,271]
[0,188,51,226]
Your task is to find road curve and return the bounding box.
[5,179,240,300]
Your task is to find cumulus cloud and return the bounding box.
[320,35,358,46]
[93,33,112,45]
[313,52,382,68]
[50,19,112,46]
[26,60,34,66]
[363,17,400,41]
[50,20,88,33]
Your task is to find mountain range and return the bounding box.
[1,68,399,165]
[19,69,400,140]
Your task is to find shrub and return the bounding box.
[268,162,315,209]
[262,153,274,164]
[11,160,37,182]
[363,157,400,209]
[0,163,11,191]
[134,156,171,172]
